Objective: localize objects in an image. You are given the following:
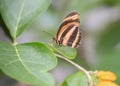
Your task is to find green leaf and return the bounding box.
[50,45,77,59]
[0,42,57,86]
[61,71,88,86]
[61,71,98,86]
[0,0,51,39]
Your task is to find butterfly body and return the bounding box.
[54,12,81,48]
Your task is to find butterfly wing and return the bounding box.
[55,11,81,48]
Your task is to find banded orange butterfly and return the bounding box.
[53,11,81,48]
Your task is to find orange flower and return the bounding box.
[96,81,118,86]
[97,71,117,81]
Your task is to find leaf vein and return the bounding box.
[14,0,25,39]
[5,59,19,66]
[14,45,32,76]
[24,61,45,65]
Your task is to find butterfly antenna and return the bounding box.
[42,30,56,41]
[41,30,56,44]
[42,30,54,37]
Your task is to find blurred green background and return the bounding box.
[0,0,120,86]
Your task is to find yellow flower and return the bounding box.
[96,81,118,86]
[97,71,117,81]
[95,71,118,86]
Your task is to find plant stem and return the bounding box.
[55,53,94,86]
[13,39,17,45]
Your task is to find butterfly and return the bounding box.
[53,11,81,48]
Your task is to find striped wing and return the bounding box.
[55,11,81,48]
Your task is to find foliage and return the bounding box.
[0,0,120,86]
[61,71,98,86]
